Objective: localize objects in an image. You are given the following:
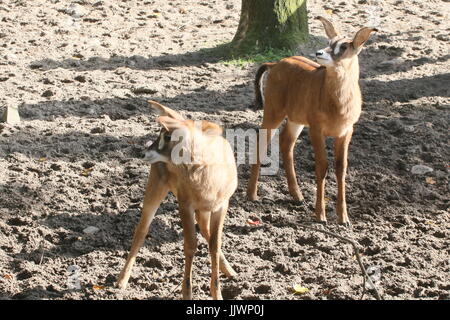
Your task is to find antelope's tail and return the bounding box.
[252,62,275,110]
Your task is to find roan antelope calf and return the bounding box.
[117,101,237,300]
[247,17,377,225]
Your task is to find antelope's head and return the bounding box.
[315,16,378,69]
[145,101,222,165]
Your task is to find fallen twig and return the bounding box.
[38,240,45,265]
[297,222,383,300]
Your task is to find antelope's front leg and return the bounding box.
[180,203,197,300]
[117,164,169,289]
[310,129,328,223]
[209,204,228,300]
[334,129,353,225]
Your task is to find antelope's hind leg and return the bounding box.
[280,120,304,201]
[247,111,285,201]
[208,204,230,300]
[196,210,237,278]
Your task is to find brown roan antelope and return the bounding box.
[247,17,377,225]
[117,101,238,300]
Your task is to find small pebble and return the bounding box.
[65,4,87,19]
[83,226,100,234]
[411,165,433,175]
[42,90,54,97]
[74,75,86,83]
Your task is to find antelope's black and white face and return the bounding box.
[316,37,354,67]
[143,129,173,164]
[314,16,378,68]
[144,101,195,164]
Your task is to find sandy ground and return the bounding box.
[0,0,449,300]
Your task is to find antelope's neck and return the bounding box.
[324,60,362,113]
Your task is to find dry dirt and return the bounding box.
[0,0,449,300]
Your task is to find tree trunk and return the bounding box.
[232,0,308,53]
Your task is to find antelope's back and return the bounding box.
[180,129,237,212]
[207,134,238,199]
[265,56,326,125]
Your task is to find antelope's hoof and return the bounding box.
[247,192,258,201]
[182,293,193,300]
[225,269,238,279]
[290,190,304,202]
[338,220,352,228]
[314,218,328,225]
[116,279,128,290]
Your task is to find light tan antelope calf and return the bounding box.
[117,101,237,300]
[247,17,377,225]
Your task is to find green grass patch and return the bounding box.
[224,47,297,67]
[198,42,297,68]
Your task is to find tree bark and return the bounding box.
[232,0,309,53]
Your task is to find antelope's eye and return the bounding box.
[341,44,348,51]
[164,134,171,141]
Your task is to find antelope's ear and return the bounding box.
[148,100,184,120]
[316,16,340,39]
[156,116,186,132]
[201,121,223,136]
[352,27,378,51]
